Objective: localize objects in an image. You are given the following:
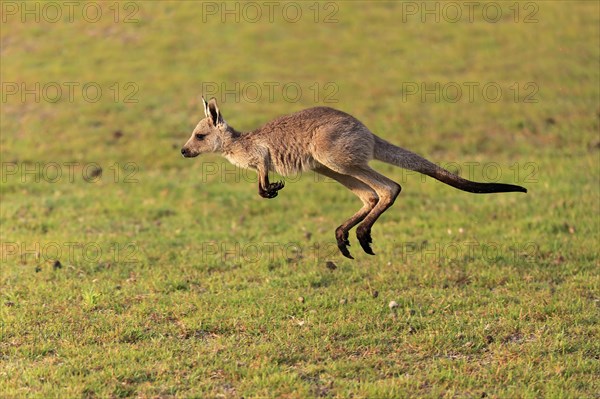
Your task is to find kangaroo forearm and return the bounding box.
[258,170,270,194]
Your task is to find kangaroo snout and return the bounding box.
[180,147,197,158]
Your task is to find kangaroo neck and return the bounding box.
[220,126,246,155]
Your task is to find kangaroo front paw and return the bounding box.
[259,181,284,199]
[259,189,278,199]
[356,226,375,255]
[269,181,285,192]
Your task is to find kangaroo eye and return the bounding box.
[195,133,206,140]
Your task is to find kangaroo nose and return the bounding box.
[181,148,186,155]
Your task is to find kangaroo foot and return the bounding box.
[269,181,284,192]
[356,226,375,255]
[335,228,353,259]
[259,181,285,199]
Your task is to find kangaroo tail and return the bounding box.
[373,136,527,194]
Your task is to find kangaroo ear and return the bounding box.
[207,97,223,126]
[202,96,209,118]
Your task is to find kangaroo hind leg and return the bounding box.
[314,165,379,259]
[343,166,401,255]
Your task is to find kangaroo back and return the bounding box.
[373,136,527,194]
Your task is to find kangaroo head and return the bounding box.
[181,97,228,158]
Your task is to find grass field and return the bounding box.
[1,1,599,398]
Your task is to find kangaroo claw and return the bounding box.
[357,227,375,255]
[337,242,354,259]
[269,181,285,191]
[335,228,353,259]
[259,181,284,199]
[259,189,278,199]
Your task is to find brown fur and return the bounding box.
[182,97,526,259]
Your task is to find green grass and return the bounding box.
[1,1,599,397]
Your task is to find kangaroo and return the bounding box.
[181,97,527,259]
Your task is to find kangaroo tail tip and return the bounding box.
[471,183,528,194]
[496,184,527,194]
[511,185,527,193]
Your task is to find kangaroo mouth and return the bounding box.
[181,148,199,158]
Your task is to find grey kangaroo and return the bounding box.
[181,97,527,259]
